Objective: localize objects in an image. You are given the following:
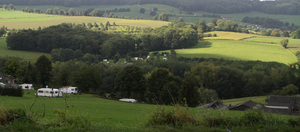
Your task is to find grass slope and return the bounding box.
[0,37,49,61]
[222,96,267,106]
[0,92,294,127]
[166,40,297,64]
[12,4,300,26]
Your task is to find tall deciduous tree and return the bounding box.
[4,58,20,78]
[68,8,75,16]
[23,62,39,86]
[153,15,158,20]
[139,8,145,14]
[178,17,184,22]
[179,72,200,107]
[35,55,52,87]
[72,66,103,92]
[159,13,169,21]
[145,68,181,104]
[90,9,103,17]
[280,39,288,48]
[3,5,7,10]
[114,65,146,100]
[8,4,14,10]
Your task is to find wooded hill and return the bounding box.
[2,0,300,15]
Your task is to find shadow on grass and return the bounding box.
[178,53,242,61]
[190,41,212,49]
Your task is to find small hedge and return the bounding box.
[0,86,23,97]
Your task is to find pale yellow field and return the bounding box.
[204,31,259,40]
[0,11,169,29]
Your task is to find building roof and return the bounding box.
[197,101,228,110]
[229,100,261,110]
[267,95,299,109]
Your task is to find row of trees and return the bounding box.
[6,23,199,59]
[242,17,284,28]
[2,55,300,107]
[21,7,105,17]
[3,0,300,15]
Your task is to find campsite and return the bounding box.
[1,0,300,131]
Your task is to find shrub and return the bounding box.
[146,105,199,127]
[0,86,23,97]
[240,109,265,126]
[202,113,240,128]
[288,117,300,127]
[0,106,33,125]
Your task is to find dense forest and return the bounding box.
[2,0,300,15]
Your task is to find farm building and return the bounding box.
[197,101,228,110]
[228,100,261,111]
[262,95,300,115]
[0,72,15,86]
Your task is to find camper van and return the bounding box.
[59,87,78,94]
[36,88,63,97]
[19,84,34,90]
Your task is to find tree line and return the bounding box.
[1,55,300,107]
[3,0,300,15]
[242,17,284,28]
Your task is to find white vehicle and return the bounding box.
[0,82,5,87]
[19,84,34,90]
[59,87,78,94]
[119,98,138,103]
[35,88,63,97]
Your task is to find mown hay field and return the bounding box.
[0,10,169,29]
[12,4,211,23]
[0,37,49,61]
[162,40,297,64]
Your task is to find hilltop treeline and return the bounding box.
[1,55,300,107]
[2,0,300,15]
[6,23,198,59]
[6,20,249,60]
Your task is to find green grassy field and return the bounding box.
[0,37,49,61]
[0,92,294,127]
[163,40,297,64]
[222,96,267,106]
[11,4,300,26]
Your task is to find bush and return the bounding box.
[288,117,300,127]
[146,105,199,127]
[0,86,23,97]
[240,109,265,126]
[202,113,240,128]
[0,106,33,125]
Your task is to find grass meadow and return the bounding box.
[0,91,294,127]
[10,4,300,26]
[168,40,297,64]
[0,37,49,61]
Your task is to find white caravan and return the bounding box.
[119,98,138,103]
[59,87,78,94]
[35,88,63,97]
[19,84,34,90]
